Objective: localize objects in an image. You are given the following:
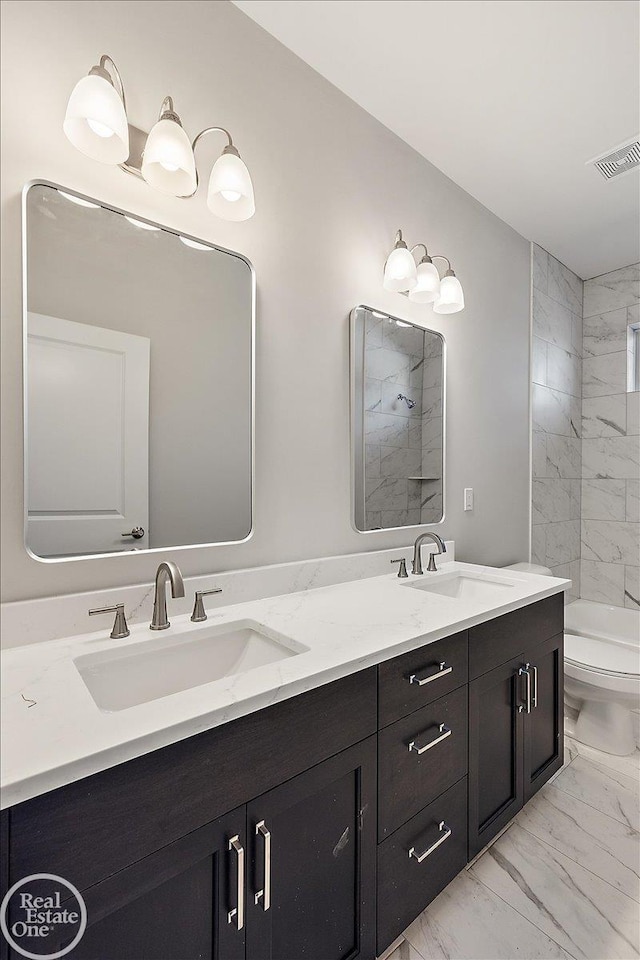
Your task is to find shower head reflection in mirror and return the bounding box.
[23,181,254,562]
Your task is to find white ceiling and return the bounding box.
[233,0,640,279]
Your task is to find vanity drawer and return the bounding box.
[469,593,563,680]
[377,777,468,954]
[378,630,468,727]
[378,684,467,840]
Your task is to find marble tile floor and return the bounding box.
[386,735,640,960]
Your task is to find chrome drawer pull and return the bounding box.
[408,661,452,686]
[255,820,271,911]
[532,664,538,709]
[408,723,451,755]
[408,821,452,862]
[227,835,245,930]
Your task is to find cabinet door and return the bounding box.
[523,633,564,803]
[246,737,377,960]
[44,808,246,960]
[468,656,525,859]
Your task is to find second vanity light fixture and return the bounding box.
[63,55,255,221]
[383,230,465,314]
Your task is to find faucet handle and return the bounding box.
[89,603,130,639]
[427,552,439,573]
[391,558,409,579]
[191,588,223,623]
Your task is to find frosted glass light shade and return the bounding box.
[207,149,255,221]
[434,274,465,314]
[409,260,441,303]
[142,119,197,197]
[63,74,129,164]
[383,246,417,292]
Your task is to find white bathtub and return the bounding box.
[565,599,639,648]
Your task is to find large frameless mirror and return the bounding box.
[350,305,445,532]
[23,181,254,560]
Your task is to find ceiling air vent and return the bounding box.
[589,139,640,180]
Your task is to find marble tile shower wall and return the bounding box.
[581,263,640,609]
[531,245,583,600]
[364,318,425,529]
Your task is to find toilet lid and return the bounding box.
[565,633,640,678]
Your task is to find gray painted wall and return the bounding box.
[1,0,531,602]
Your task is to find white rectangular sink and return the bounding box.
[405,571,518,602]
[74,620,306,712]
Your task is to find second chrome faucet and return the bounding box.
[412,532,446,575]
[150,561,185,630]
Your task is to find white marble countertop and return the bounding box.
[1,560,569,808]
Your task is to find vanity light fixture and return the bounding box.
[383,230,465,314]
[382,230,418,292]
[64,55,255,221]
[63,55,129,164]
[141,97,197,197]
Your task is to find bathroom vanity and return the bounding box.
[1,568,565,960]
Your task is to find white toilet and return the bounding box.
[505,563,640,756]
[564,634,639,755]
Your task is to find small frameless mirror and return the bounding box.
[350,305,445,532]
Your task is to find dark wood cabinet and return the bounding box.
[246,737,377,960]
[3,595,565,960]
[469,628,564,858]
[468,655,525,858]
[377,777,468,954]
[523,633,564,802]
[45,808,246,960]
[378,684,467,840]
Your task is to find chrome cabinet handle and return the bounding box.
[408,723,451,755]
[518,663,532,714]
[408,661,452,686]
[228,835,245,930]
[190,587,223,622]
[408,821,452,863]
[255,820,271,911]
[88,603,130,639]
[532,664,538,709]
[121,526,145,539]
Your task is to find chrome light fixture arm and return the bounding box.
[184,125,236,197]
[92,54,127,111]
[430,255,455,277]
[89,55,144,182]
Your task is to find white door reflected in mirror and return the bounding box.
[27,314,150,557]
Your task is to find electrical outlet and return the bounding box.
[464,488,474,511]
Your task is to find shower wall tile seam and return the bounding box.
[531,244,583,598]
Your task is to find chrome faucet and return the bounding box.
[150,561,185,630]
[412,533,446,575]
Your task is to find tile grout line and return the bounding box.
[515,817,640,906]
[560,745,640,787]
[468,864,582,960]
